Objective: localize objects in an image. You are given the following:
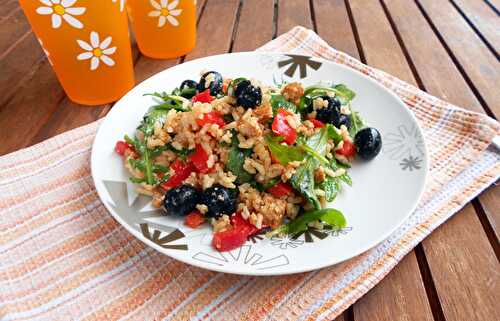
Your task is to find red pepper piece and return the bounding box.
[310,118,325,128]
[212,227,248,252]
[336,139,356,158]
[185,211,206,228]
[196,111,225,128]
[192,89,214,103]
[161,160,195,189]
[267,182,293,198]
[114,141,131,156]
[272,108,297,145]
[231,212,259,236]
[189,144,212,173]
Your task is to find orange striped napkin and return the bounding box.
[1,26,499,321]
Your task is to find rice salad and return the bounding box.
[114,71,382,252]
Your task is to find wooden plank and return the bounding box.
[348,0,414,84]
[184,0,240,61]
[422,204,500,321]
[418,0,500,118]
[355,253,434,321]
[277,0,312,35]
[347,2,435,320]
[232,0,274,52]
[0,32,44,107]
[0,60,64,155]
[0,0,19,21]
[0,6,31,54]
[383,0,484,113]
[313,0,360,60]
[452,0,500,54]
[477,185,500,242]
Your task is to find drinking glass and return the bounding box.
[127,0,196,59]
[18,0,135,105]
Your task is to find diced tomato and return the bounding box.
[212,227,248,252]
[185,211,206,228]
[114,141,132,156]
[310,118,325,128]
[196,111,225,128]
[336,139,356,158]
[272,108,297,145]
[267,182,293,198]
[161,160,195,189]
[189,144,213,173]
[192,89,214,103]
[231,212,258,236]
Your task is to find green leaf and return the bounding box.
[290,156,320,209]
[348,111,365,137]
[225,133,254,184]
[165,144,194,159]
[333,84,356,103]
[326,124,343,144]
[265,136,305,165]
[270,208,346,236]
[338,172,352,186]
[270,94,297,114]
[262,177,281,190]
[320,177,340,202]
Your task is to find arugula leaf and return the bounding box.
[290,156,320,209]
[270,208,346,236]
[225,132,254,184]
[348,110,365,137]
[319,177,340,202]
[333,84,355,103]
[265,136,305,165]
[262,177,281,190]
[124,135,159,186]
[326,124,343,144]
[270,94,297,114]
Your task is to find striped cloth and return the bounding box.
[1,26,499,321]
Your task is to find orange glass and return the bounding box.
[127,0,196,59]
[18,0,135,105]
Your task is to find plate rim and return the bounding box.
[91,51,429,276]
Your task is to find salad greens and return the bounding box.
[270,94,297,114]
[225,132,254,184]
[265,136,305,164]
[124,134,169,185]
[290,156,320,209]
[269,208,346,236]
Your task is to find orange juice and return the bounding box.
[19,0,135,105]
[127,0,196,59]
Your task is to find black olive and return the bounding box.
[338,114,351,129]
[163,184,201,216]
[179,80,198,98]
[200,184,238,218]
[236,85,262,109]
[354,127,382,160]
[234,79,251,97]
[198,71,223,96]
[315,96,342,126]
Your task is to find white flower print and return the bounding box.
[112,0,125,12]
[76,31,117,71]
[148,0,182,28]
[36,0,86,29]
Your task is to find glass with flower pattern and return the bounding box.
[19,0,135,105]
[127,0,196,59]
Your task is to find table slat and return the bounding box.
[423,204,500,321]
[0,0,19,21]
[342,1,435,319]
[478,186,500,243]
[277,0,312,35]
[313,0,360,60]
[452,0,500,55]
[0,6,30,55]
[417,0,500,118]
[232,0,274,52]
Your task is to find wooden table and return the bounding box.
[1,0,498,320]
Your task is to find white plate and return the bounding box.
[91,52,428,275]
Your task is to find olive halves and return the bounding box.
[200,185,238,218]
[354,127,382,160]
[198,71,223,96]
[163,184,201,216]
[179,80,198,98]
